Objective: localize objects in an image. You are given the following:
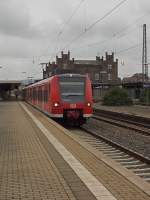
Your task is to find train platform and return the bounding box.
[0,102,150,200]
[94,103,150,118]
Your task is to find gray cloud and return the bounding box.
[0,0,150,80]
[0,0,51,39]
[0,1,31,37]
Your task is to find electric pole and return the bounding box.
[142,24,148,82]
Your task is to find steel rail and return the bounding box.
[93,109,150,136]
[81,126,150,165]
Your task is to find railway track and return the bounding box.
[93,109,150,136]
[71,127,150,183]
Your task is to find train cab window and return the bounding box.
[59,76,85,103]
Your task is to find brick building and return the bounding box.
[43,51,119,83]
[43,51,120,99]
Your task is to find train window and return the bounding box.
[31,88,33,100]
[35,89,37,100]
[48,84,50,97]
[29,89,31,99]
[38,89,39,101]
[95,73,99,80]
[43,90,48,102]
[43,90,45,102]
[33,88,36,100]
[40,89,42,101]
[38,88,42,101]
[59,76,85,103]
[44,85,49,102]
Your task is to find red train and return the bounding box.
[23,74,93,126]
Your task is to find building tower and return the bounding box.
[142,24,148,81]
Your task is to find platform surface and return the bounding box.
[0,102,97,200]
[0,101,150,200]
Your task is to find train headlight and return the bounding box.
[54,102,59,107]
[87,102,91,107]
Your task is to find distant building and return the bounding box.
[43,51,120,84]
[43,51,120,99]
[122,73,149,84]
[122,73,150,99]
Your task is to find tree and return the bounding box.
[102,87,133,106]
[140,89,150,105]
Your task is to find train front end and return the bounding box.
[58,74,93,126]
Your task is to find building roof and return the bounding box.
[122,73,150,83]
[0,80,21,84]
[74,60,99,65]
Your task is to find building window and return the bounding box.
[100,71,107,74]
[100,71,107,82]
[108,73,111,80]
[108,64,112,70]
[95,73,99,80]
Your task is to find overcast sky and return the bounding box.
[0,0,150,80]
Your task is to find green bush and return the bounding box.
[140,89,150,104]
[102,88,133,106]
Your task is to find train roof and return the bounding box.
[24,74,87,89]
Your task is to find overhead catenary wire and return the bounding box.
[19,1,150,79]
[50,5,149,60]
[70,24,140,53]
[50,0,86,60]
[58,0,86,37]
[115,38,150,55]
[69,18,150,58]
[57,0,128,54]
